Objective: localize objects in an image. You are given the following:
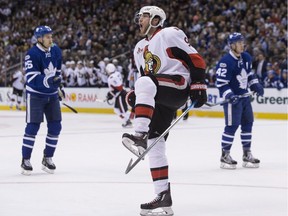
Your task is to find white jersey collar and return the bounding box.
[36,43,51,52]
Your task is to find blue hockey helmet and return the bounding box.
[34,25,53,38]
[227,32,244,45]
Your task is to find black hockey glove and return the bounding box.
[58,85,66,101]
[125,90,136,109]
[106,92,114,101]
[190,81,207,108]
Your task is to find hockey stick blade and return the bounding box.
[62,102,78,113]
[205,92,252,107]
[125,100,196,174]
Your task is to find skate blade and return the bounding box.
[140,207,174,216]
[220,163,237,169]
[242,162,259,168]
[21,169,32,176]
[41,165,55,174]
[122,137,144,159]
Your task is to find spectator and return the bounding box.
[0,0,287,89]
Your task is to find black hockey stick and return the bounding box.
[124,100,197,174]
[205,92,252,107]
[58,88,78,113]
[62,102,78,113]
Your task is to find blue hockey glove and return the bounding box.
[190,81,207,108]
[47,76,61,88]
[250,83,264,96]
[226,93,239,105]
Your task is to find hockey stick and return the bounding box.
[96,98,114,105]
[95,98,107,103]
[205,92,252,107]
[62,102,78,113]
[125,100,197,174]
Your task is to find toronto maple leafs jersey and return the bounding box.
[133,27,206,83]
[24,43,62,96]
[216,50,255,98]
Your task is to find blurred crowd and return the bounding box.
[0,0,287,89]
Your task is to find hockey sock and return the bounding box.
[44,134,59,157]
[45,121,62,157]
[221,125,238,151]
[22,123,40,159]
[134,76,157,132]
[148,137,169,194]
[22,134,36,159]
[241,123,253,151]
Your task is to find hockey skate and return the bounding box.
[21,158,33,175]
[242,150,260,168]
[220,150,237,169]
[122,119,133,128]
[122,132,148,157]
[42,156,56,174]
[140,183,174,216]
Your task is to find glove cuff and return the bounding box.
[248,79,259,87]
[190,83,207,90]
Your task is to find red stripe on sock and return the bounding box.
[135,104,154,119]
[151,166,168,181]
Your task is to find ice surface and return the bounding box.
[0,111,287,216]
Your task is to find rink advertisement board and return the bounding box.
[0,87,287,119]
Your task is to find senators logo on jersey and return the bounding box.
[143,49,161,75]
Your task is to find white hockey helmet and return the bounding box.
[105,63,116,75]
[135,6,166,35]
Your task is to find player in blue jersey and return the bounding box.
[21,25,63,175]
[216,32,264,169]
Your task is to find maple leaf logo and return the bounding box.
[44,62,56,76]
[236,69,248,89]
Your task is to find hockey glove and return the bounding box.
[125,90,136,109]
[226,93,239,105]
[46,76,61,89]
[190,81,207,108]
[58,85,66,101]
[106,92,114,101]
[250,83,264,96]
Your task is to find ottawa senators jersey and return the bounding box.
[133,27,206,83]
[108,71,123,94]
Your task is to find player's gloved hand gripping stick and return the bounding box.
[58,85,78,113]
[205,92,252,107]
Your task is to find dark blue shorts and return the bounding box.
[26,93,62,123]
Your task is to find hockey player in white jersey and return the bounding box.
[75,60,88,87]
[106,63,132,128]
[121,6,207,216]
[66,60,77,87]
[216,32,264,169]
[9,68,25,110]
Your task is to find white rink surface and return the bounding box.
[0,110,287,216]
